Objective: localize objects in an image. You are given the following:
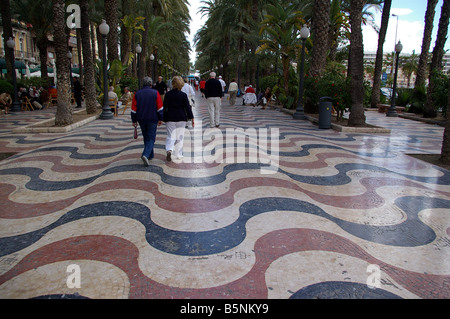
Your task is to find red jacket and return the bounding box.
[131,86,163,123]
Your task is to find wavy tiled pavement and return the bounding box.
[0,94,449,299]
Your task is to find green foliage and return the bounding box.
[259,74,280,93]
[304,63,351,121]
[95,59,126,97]
[17,77,51,89]
[409,84,427,114]
[431,72,449,116]
[0,79,13,94]
[120,75,138,93]
[395,88,413,107]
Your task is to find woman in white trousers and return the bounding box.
[163,76,195,161]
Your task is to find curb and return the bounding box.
[13,110,101,134]
[271,105,391,133]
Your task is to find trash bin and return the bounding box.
[318,97,332,129]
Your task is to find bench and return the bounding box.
[377,104,405,114]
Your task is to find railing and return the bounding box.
[0,48,39,62]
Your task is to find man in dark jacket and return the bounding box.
[204,72,223,128]
[131,76,163,166]
[153,76,167,102]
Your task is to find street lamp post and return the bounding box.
[150,53,155,81]
[136,44,142,90]
[99,20,113,120]
[293,25,310,120]
[391,14,399,73]
[387,41,403,117]
[6,37,21,113]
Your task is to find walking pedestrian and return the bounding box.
[153,76,167,102]
[182,76,196,108]
[73,77,82,108]
[218,75,226,94]
[163,76,195,161]
[131,76,163,166]
[204,72,223,128]
[199,78,206,97]
[228,79,238,106]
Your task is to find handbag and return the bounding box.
[134,126,138,139]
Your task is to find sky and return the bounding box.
[187,0,450,64]
[187,0,207,64]
[362,0,450,54]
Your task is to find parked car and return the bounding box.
[380,88,393,99]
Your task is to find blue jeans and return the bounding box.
[139,121,158,159]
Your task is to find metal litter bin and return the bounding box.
[318,97,332,129]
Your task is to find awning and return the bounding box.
[0,58,26,70]
[29,67,54,73]
[29,66,80,74]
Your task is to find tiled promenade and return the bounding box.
[0,93,449,299]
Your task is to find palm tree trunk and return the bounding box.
[52,0,72,126]
[80,0,98,114]
[424,0,450,118]
[36,38,49,81]
[309,0,330,77]
[282,54,290,95]
[105,0,119,61]
[370,0,391,108]
[440,77,450,164]
[0,0,14,82]
[90,22,97,66]
[415,0,438,88]
[76,28,84,85]
[347,0,366,127]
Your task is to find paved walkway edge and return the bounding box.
[272,105,391,133]
[12,110,101,134]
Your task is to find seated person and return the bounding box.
[29,86,40,103]
[0,92,11,114]
[119,86,132,105]
[18,87,33,102]
[108,86,118,113]
[256,87,272,109]
[243,85,257,107]
[39,87,50,106]
[48,85,57,104]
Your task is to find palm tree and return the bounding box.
[137,0,191,77]
[441,77,450,164]
[120,14,145,71]
[347,0,366,127]
[80,0,98,114]
[11,0,53,82]
[258,2,304,94]
[400,52,418,88]
[415,0,438,89]
[423,0,450,118]
[328,0,350,61]
[52,0,72,126]
[105,0,119,61]
[0,0,14,81]
[370,0,391,108]
[309,0,330,77]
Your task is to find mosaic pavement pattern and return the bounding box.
[0,95,449,299]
